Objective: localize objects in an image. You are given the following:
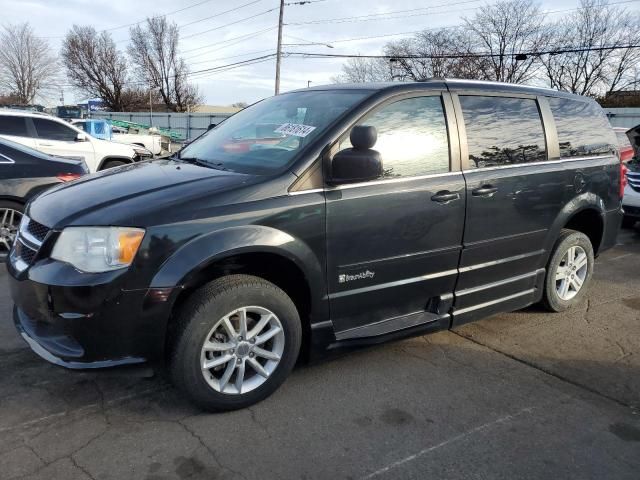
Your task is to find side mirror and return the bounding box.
[330,126,382,184]
[76,133,88,142]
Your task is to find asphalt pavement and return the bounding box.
[0,228,639,479]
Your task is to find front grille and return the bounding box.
[10,217,49,271]
[628,171,640,193]
[26,219,49,242]
[14,239,37,264]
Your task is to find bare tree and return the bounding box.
[463,0,550,83]
[383,29,489,81]
[62,26,133,111]
[331,56,393,83]
[0,23,59,104]
[541,0,640,96]
[129,17,201,112]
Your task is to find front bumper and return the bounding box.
[7,260,175,369]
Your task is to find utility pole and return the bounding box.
[275,0,285,95]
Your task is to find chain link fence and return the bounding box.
[90,112,233,141]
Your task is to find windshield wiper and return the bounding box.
[179,156,233,172]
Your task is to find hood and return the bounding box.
[28,159,259,228]
[95,137,135,156]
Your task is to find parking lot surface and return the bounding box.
[1,229,639,480]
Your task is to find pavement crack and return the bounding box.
[178,418,248,480]
[451,330,636,410]
[69,453,97,480]
[247,407,270,437]
[613,341,632,363]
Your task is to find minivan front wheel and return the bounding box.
[542,229,594,312]
[170,275,301,411]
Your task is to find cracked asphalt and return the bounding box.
[1,228,639,479]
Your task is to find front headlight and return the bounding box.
[51,227,145,273]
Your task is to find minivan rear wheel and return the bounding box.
[170,274,302,411]
[542,229,594,312]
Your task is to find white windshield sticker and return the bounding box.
[274,123,316,137]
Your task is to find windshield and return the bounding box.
[179,90,369,174]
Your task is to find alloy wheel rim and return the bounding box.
[200,306,285,395]
[555,245,588,301]
[0,208,21,254]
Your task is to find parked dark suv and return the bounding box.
[7,80,623,410]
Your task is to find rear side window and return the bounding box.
[33,118,77,142]
[460,96,547,168]
[0,116,29,137]
[547,97,616,158]
[338,96,450,178]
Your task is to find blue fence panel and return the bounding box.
[604,108,640,129]
[90,112,233,140]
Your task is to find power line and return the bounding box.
[181,7,279,40]
[178,0,263,29]
[287,0,640,26]
[287,0,483,26]
[38,0,218,39]
[281,0,640,51]
[188,49,276,66]
[284,43,640,61]
[183,27,277,59]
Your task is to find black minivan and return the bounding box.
[7,80,623,410]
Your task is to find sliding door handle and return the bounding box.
[472,185,498,197]
[431,191,460,203]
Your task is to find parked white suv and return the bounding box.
[0,110,149,172]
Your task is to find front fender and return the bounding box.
[150,224,325,297]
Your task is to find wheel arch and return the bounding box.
[152,225,328,361]
[546,193,606,259]
[97,156,134,170]
[0,195,25,205]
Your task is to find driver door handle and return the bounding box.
[472,185,498,197]
[431,191,460,203]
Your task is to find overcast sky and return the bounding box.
[3,0,638,106]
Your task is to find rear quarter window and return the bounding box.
[547,97,617,158]
[0,116,29,137]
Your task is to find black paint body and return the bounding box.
[0,138,87,205]
[6,80,622,369]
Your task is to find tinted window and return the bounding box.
[0,116,28,137]
[33,118,77,141]
[460,96,547,168]
[339,96,450,178]
[547,97,616,158]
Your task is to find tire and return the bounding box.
[101,159,127,170]
[621,216,636,229]
[541,229,594,312]
[0,200,24,257]
[170,274,302,411]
